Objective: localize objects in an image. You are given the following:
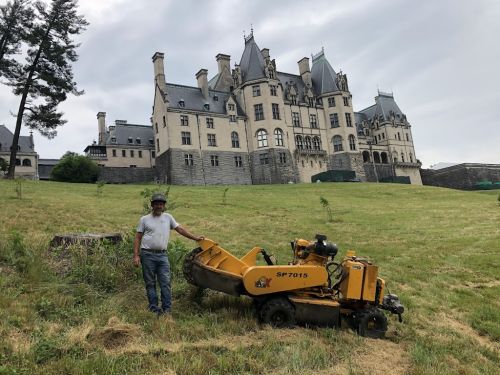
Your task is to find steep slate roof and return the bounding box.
[167,83,245,115]
[0,125,35,153]
[358,92,404,121]
[276,71,307,100]
[106,123,154,146]
[311,50,339,95]
[239,34,266,83]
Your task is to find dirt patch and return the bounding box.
[463,280,500,289]
[354,338,411,375]
[88,316,141,351]
[437,313,499,353]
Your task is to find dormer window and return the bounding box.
[128,137,133,144]
[179,99,185,108]
[136,137,141,144]
[111,137,117,143]
[213,95,218,102]
[149,138,154,145]
[228,103,235,111]
[204,103,210,111]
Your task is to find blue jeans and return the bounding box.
[140,251,171,313]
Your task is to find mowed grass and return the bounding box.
[0,179,499,374]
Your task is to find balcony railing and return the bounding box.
[294,149,327,156]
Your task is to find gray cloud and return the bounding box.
[1,0,498,167]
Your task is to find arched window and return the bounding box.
[401,152,405,163]
[348,134,356,150]
[409,152,413,163]
[22,159,31,167]
[373,152,381,164]
[332,135,343,152]
[312,136,321,150]
[381,152,388,164]
[295,135,303,150]
[15,159,21,166]
[305,136,312,150]
[274,128,284,147]
[362,151,370,163]
[231,131,240,148]
[257,129,268,148]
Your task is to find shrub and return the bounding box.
[65,231,139,293]
[168,239,191,277]
[0,231,36,275]
[51,152,99,183]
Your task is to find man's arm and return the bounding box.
[175,225,203,241]
[133,232,143,267]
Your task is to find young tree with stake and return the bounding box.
[5,0,87,179]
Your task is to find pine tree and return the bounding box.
[0,0,33,78]
[6,0,87,178]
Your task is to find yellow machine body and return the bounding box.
[338,257,379,302]
[184,236,403,336]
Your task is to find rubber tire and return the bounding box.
[356,308,388,339]
[260,297,296,328]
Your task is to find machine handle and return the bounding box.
[261,249,274,265]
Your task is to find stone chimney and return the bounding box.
[97,112,106,146]
[152,52,167,94]
[298,57,312,87]
[216,53,231,74]
[196,69,209,99]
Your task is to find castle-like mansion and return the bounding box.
[87,33,421,185]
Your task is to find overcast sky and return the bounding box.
[1,0,499,168]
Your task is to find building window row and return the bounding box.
[295,135,322,151]
[272,103,280,120]
[253,85,261,97]
[330,113,339,128]
[181,115,189,126]
[256,128,284,148]
[112,149,144,158]
[184,154,245,168]
[310,114,317,129]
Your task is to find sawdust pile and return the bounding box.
[88,316,141,350]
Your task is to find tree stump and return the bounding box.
[50,233,123,249]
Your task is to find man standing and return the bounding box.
[133,193,203,315]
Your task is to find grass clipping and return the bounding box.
[88,316,142,352]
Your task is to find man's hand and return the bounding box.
[133,254,140,267]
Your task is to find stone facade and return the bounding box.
[0,125,38,179]
[421,164,500,190]
[98,166,156,184]
[151,32,422,185]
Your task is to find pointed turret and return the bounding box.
[311,49,339,95]
[373,92,405,122]
[239,33,266,83]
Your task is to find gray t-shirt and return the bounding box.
[137,213,179,250]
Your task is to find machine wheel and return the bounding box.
[356,308,388,339]
[260,297,296,328]
[183,247,202,285]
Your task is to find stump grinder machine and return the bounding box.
[183,235,404,338]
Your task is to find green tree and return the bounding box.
[50,152,99,183]
[0,157,8,175]
[6,0,88,178]
[0,0,33,78]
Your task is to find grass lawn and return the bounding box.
[0,179,499,374]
